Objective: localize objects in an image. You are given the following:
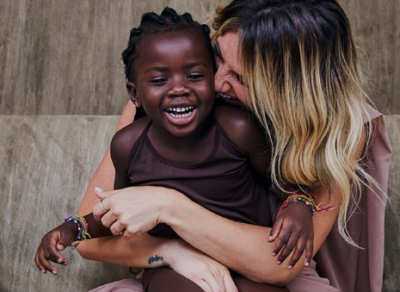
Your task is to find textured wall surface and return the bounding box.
[0,115,126,292]
[0,0,398,115]
[0,0,229,115]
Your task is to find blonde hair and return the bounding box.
[213,0,375,245]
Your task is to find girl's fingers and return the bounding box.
[304,238,314,266]
[272,229,292,257]
[277,233,298,264]
[38,249,58,275]
[35,251,46,273]
[46,238,64,263]
[268,217,283,242]
[287,238,307,269]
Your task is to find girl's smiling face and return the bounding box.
[128,30,215,138]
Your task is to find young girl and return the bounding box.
[35,8,318,290]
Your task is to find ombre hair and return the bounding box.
[213,0,376,245]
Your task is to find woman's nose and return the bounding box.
[214,67,230,93]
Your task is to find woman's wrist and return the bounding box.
[156,187,187,226]
[157,238,182,268]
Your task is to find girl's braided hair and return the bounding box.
[122,7,216,83]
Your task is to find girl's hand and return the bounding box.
[34,222,76,275]
[164,240,238,292]
[92,186,176,239]
[268,202,314,269]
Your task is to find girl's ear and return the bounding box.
[126,81,141,108]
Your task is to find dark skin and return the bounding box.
[34,31,313,281]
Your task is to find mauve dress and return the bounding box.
[89,106,391,292]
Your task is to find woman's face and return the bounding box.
[214,32,249,106]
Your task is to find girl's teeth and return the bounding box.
[169,112,191,118]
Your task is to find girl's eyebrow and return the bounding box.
[145,67,169,74]
[145,62,206,73]
[183,62,207,69]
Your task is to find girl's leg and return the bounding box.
[143,267,289,292]
[142,267,204,292]
[233,276,290,292]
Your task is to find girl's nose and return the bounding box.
[167,85,190,97]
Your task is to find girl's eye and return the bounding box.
[149,78,167,85]
[187,74,204,81]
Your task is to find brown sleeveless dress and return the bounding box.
[127,117,272,238]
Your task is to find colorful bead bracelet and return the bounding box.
[63,213,91,241]
[276,193,335,218]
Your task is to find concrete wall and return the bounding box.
[0,0,398,115]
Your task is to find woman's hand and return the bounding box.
[164,240,238,292]
[92,186,178,238]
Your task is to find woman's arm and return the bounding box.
[163,185,340,285]
[78,101,136,215]
[94,183,338,286]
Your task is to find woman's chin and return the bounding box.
[215,93,245,107]
[215,93,244,107]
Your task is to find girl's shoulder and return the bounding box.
[214,104,268,155]
[110,116,151,164]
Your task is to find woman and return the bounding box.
[79,0,391,291]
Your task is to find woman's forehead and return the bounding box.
[216,32,242,72]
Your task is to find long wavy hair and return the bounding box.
[213,0,375,245]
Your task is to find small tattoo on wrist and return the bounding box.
[148,255,164,265]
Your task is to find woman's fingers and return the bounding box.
[92,187,112,220]
[109,220,126,236]
[197,280,213,292]
[223,273,239,292]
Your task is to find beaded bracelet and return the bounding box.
[63,213,91,242]
[276,193,335,218]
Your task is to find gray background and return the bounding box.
[0,0,399,116]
